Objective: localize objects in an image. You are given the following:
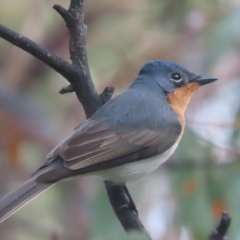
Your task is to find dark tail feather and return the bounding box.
[0,177,53,223]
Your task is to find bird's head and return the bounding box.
[138,60,218,113]
[138,60,217,93]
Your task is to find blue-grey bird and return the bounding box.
[0,60,217,223]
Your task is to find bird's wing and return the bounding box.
[46,118,181,171]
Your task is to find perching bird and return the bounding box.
[0,60,217,223]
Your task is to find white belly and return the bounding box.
[95,141,179,184]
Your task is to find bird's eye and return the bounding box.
[170,73,182,82]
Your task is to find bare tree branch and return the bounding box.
[53,5,73,26]
[209,212,231,240]
[53,1,100,118]
[54,0,99,118]
[100,86,115,105]
[0,24,72,78]
[104,182,150,237]
[0,0,149,236]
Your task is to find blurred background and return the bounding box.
[0,0,239,239]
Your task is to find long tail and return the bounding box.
[0,177,54,223]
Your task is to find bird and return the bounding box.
[0,60,217,223]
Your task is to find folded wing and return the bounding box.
[46,119,181,171]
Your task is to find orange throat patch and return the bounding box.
[167,82,200,127]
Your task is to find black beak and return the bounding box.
[192,76,218,85]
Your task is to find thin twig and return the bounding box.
[0,24,72,78]
[209,212,231,240]
[59,84,75,94]
[53,1,100,118]
[53,5,73,27]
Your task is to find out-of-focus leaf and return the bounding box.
[173,127,212,161]
[170,168,214,240]
[206,7,240,66]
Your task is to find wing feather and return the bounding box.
[46,119,181,171]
